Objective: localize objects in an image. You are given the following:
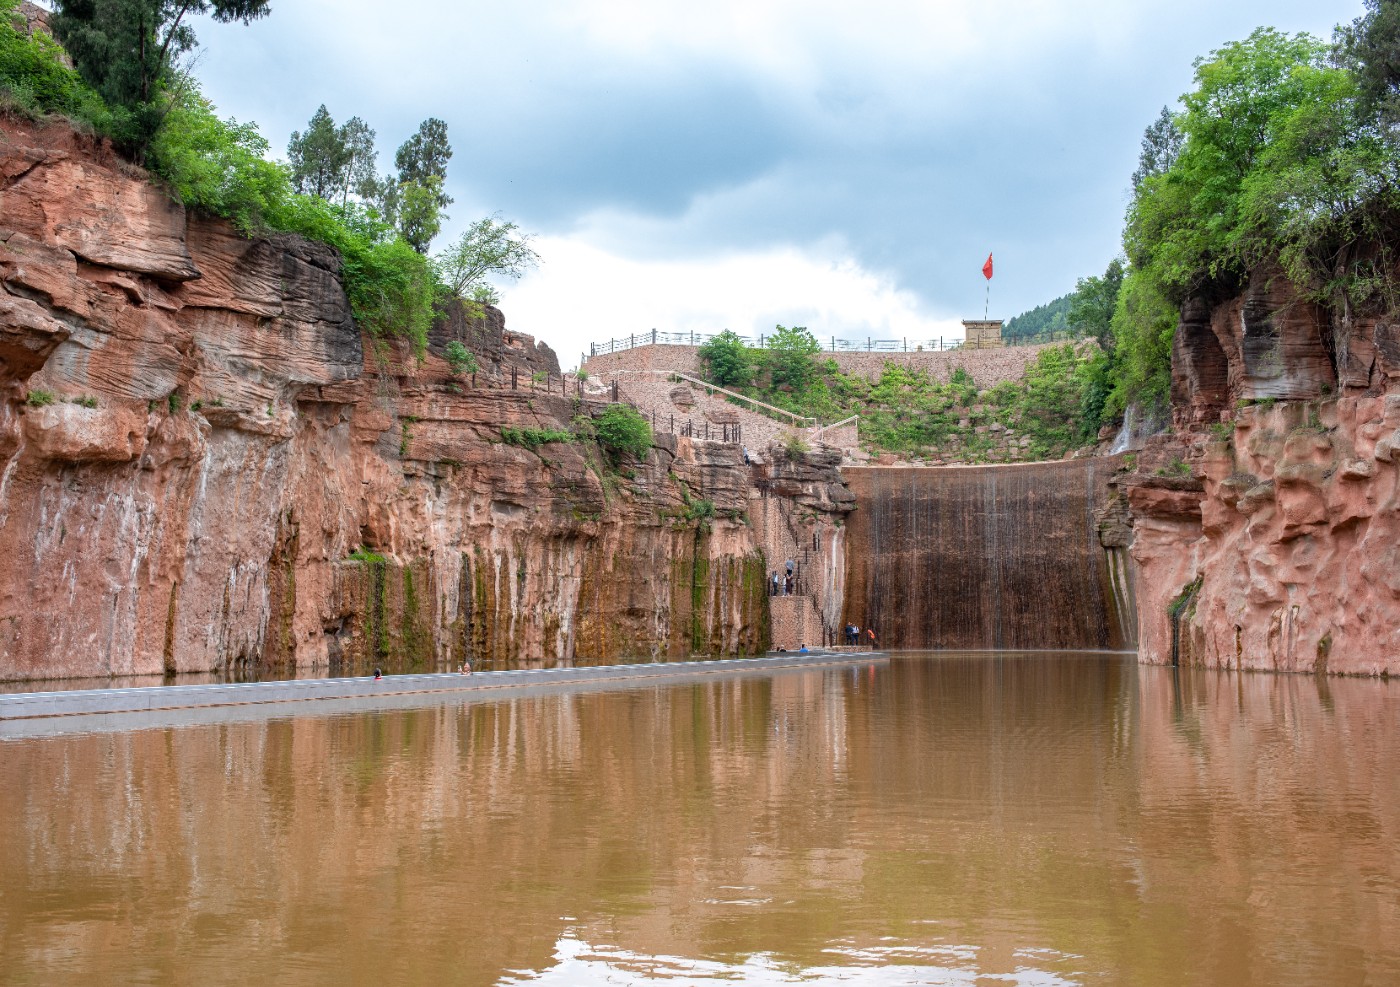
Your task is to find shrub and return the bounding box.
[346,547,387,564]
[500,425,573,450]
[147,85,436,355]
[594,404,653,460]
[25,388,55,407]
[0,1,118,132]
[781,432,811,456]
[443,340,478,376]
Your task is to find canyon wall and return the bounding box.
[0,119,780,681]
[842,460,1135,651]
[1130,264,1400,675]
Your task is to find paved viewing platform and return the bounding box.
[0,652,889,738]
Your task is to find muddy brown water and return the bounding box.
[1,652,1396,985]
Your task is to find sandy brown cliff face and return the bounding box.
[0,118,774,680]
[1131,263,1400,675]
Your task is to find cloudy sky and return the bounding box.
[191,0,1360,367]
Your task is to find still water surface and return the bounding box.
[1,652,1397,985]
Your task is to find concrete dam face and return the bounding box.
[842,461,1135,651]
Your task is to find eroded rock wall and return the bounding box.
[1133,263,1400,675]
[0,119,772,680]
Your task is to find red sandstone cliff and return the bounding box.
[0,118,783,680]
[1128,263,1400,675]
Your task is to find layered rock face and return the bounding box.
[1132,264,1400,675]
[0,119,771,680]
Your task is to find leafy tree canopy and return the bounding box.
[696,330,754,387]
[1337,0,1400,127]
[1131,106,1183,189]
[1068,258,1125,351]
[50,0,270,153]
[287,105,348,199]
[764,324,821,391]
[433,215,540,304]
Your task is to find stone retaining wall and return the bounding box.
[584,342,1059,387]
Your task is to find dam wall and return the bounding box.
[842,460,1135,651]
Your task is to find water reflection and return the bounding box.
[0,653,1396,986]
[499,933,1081,985]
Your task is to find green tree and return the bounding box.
[433,215,540,303]
[390,118,452,252]
[697,330,754,387]
[287,104,349,200]
[1105,271,1177,421]
[339,116,377,207]
[1,0,114,126]
[395,117,452,205]
[764,324,821,391]
[1068,258,1125,350]
[50,0,271,154]
[1130,107,1183,189]
[1337,0,1400,127]
[396,177,445,254]
[1124,29,1334,302]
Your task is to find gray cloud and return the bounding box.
[192,0,1364,322]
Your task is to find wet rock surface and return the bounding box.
[0,120,781,680]
[1132,263,1400,675]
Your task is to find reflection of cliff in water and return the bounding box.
[843,461,1135,650]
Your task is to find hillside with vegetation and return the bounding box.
[693,3,1400,463]
[0,0,537,359]
[1003,294,1072,339]
[695,327,1104,463]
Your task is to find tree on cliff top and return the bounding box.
[1338,0,1400,129]
[764,324,822,392]
[697,330,755,387]
[50,0,272,154]
[287,105,349,200]
[1127,25,1400,317]
[433,215,540,306]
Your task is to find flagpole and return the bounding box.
[985,281,989,321]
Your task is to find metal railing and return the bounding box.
[587,328,1077,357]
[810,415,858,442]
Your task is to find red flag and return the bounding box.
[982,252,994,280]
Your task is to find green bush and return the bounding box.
[500,425,573,450]
[145,86,436,354]
[443,340,478,376]
[25,388,55,407]
[594,404,653,460]
[0,1,118,132]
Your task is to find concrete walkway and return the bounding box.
[0,652,888,739]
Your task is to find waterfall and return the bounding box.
[1109,406,1135,454]
[842,461,1134,650]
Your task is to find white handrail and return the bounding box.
[811,415,858,441]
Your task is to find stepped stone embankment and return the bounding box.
[1128,263,1400,676]
[0,117,810,681]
